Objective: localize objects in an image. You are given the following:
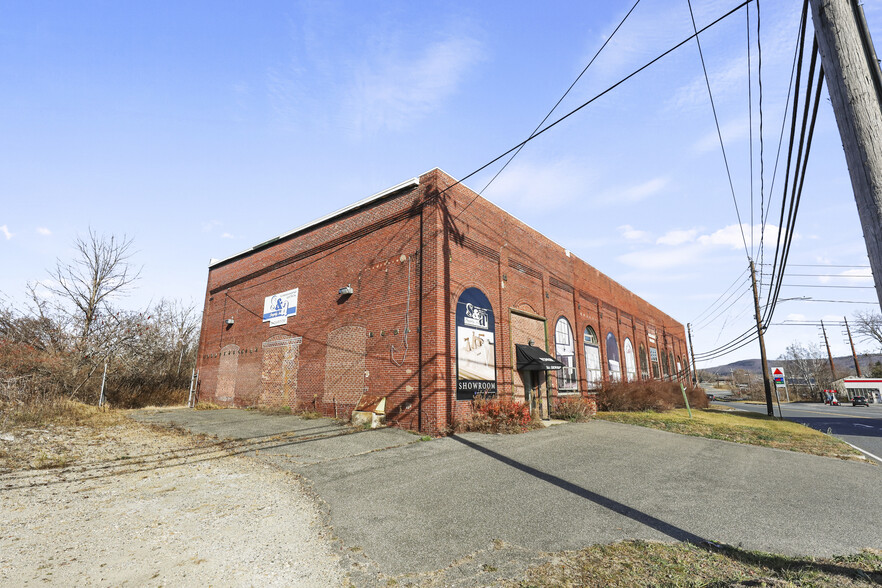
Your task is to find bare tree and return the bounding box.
[47,229,140,344]
[779,342,829,400]
[853,310,882,352]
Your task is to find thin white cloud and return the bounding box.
[618,245,702,270]
[818,268,874,284]
[697,224,780,250]
[619,224,651,242]
[348,35,484,134]
[483,159,594,212]
[693,118,750,154]
[202,220,222,233]
[598,176,670,205]
[617,223,781,271]
[0,225,12,240]
[656,228,699,246]
[785,313,806,322]
[36,227,51,236]
[221,232,234,239]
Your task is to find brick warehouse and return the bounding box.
[195,168,690,434]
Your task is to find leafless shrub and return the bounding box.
[596,381,708,412]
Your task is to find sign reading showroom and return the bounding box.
[455,287,497,400]
[263,288,299,327]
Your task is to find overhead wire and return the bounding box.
[686,0,751,261]
[759,0,805,283]
[448,0,753,223]
[747,1,755,256]
[689,268,749,324]
[763,0,810,320]
[477,0,643,196]
[764,40,825,325]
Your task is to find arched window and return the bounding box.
[661,350,670,379]
[555,317,578,393]
[681,356,690,382]
[670,351,677,378]
[606,332,621,382]
[638,344,649,380]
[623,338,637,381]
[584,326,602,389]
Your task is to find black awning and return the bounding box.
[515,344,564,371]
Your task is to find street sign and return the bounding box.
[772,367,786,388]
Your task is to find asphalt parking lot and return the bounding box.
[134,408,882,580]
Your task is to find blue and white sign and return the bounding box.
[263,288,298,327]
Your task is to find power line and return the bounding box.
[686,0,750,260]
[786,264,871,268]
[747,0,755,256]
[759,0,805,286]
[448,0,752,223]
[763,30,824,326]
[693,286,753,330]
[781,284,875,289]
[478,0,643,196]
[783,273,872,278]
[689,268,749,323]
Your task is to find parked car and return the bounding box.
[706,393,716,401]
[853,396,869,407]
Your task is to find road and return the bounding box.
[716,400,882,462]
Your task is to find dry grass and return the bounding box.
[1,396,125,430]
[514,540,882,587]
[595,408,865,461]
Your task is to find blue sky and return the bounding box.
[2,0,881,367]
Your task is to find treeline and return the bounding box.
[0,230,200,409]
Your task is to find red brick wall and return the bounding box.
[195,168,689,434]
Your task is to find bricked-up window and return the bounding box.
[606,332,621,382]
[639,344,649,380]
[555,317,578,393]
[649,347,661,379]
[583,326,602,389]
[217,344,240,403]
[623,338,637,382]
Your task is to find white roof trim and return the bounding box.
[208,176,420,268]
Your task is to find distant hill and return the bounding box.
[705,353,882,377]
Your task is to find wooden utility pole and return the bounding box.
[687,323,698,385]
[821,319,837,380]
[844,316,862,376]
[749,261,775,416]
[809,0,882,308]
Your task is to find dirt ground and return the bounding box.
[0,419,345,587]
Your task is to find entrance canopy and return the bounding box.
[515,344,564,371]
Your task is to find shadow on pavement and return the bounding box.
[450,434,708,545]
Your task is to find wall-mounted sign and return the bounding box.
[455,287,497,400]
[263,288,299,327]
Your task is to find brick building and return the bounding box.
[195,168,690,433]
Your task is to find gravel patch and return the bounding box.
[0,421,344,587]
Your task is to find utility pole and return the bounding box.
[749,260,775,416]
[844,316,862,376]
[809,0,882,309]
[687,323,698,385]
[821,319,837,380]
